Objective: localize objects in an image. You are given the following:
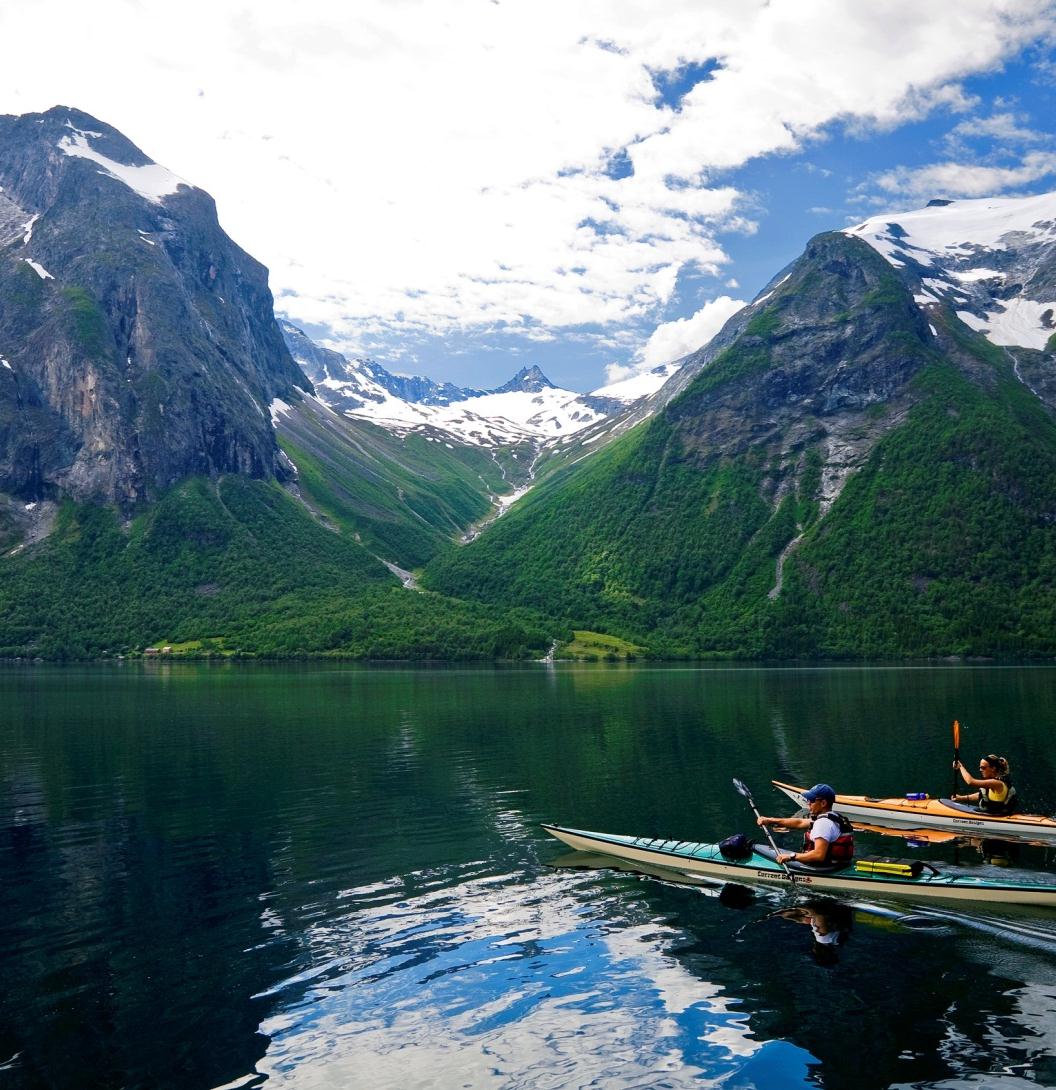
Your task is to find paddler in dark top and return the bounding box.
[952,754,1017,814]
[756,783,854,866]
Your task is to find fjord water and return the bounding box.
[3,665,1056,1090]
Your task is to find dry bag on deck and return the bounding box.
[719,833,755,860]
[854,857,924,879]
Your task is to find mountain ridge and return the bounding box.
[0,105,309,527]
[422,205,1056,659]
[4,102,1056,661]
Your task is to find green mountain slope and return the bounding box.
[422,232,1056,658]
[0,475,552,659]
[274,395,526,569]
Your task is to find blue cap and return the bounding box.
[803,783,836,804]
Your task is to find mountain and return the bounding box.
[493,365,554,394]
[280,322,630,446]
[846,193,1056,353]
[11,103,1054,662]
[280,320,480,408]
[0,108,552,660]
[0,107,312,537]
[423,193,1056,659]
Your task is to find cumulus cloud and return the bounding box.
[872,150,1056,200]
[949,110,1048,145]
[1,0,1052,362]
[636,295,747,371]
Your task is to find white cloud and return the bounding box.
[949,110,1048,145]
[1,0,1052,364]
[635,295,747,371]
[872,150,1056,200]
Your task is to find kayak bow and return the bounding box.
[541,823,1056,906]
[772,780,1056,842]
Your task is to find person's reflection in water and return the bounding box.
[773,898,853,966]
[977,836,1020,866]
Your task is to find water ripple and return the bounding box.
[237,867,810,1089]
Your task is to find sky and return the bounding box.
[2,1,1056,391]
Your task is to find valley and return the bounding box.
[2,107,1056,661]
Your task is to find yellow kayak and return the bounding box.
[772,780,1056,842]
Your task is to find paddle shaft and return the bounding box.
[733,779,797,886]
[952,719,961,801]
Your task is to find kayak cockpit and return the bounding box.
[753,843,855,875]
[937,797,1018,816]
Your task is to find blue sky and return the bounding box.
[3,2,1056,391]
[374,35,1056,392]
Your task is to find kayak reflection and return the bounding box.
[851,820,1033,866]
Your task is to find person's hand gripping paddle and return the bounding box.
[732,778,797,887]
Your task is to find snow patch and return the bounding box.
[591,362,681,401]
[332,381,605,447]
[950,267,1004,282]
[1,358,11,370]
[847,192,1056,352]
[269,398,294,424]
[978,298,1056,351]
[64,119,102,138]
[58,129,187,204]
[23,259,53,280]
[957,310,989,334]
[845,192,1056,264]
[22,214,38,245]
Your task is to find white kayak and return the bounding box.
[542,823,1056,907]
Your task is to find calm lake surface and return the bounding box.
[3,663,1056,1090]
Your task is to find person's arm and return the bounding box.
[953,761,1003,791]
[757,815,809,831]
[778,837,830,865]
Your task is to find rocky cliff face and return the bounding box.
[0,106,310,515]
[665,231,936,511]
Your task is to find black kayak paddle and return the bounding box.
[733,777,797,887]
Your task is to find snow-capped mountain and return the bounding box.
[281,323,623,447]
[280,320,480,408]
[0,106,308,512]
[845,192,1056,351]
[591,361,683,402]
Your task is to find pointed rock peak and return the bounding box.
[30,105,154,168]
[493,365,556,394]
[37,105,190,204]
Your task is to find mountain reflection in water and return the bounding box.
[2,663,1056,1090]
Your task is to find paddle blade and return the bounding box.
[732,777,751,798]
[953,719,961,750]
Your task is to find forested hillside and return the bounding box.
[423,232,1056,658]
